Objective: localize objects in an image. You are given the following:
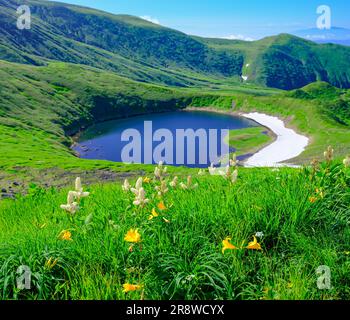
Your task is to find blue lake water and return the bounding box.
[73,110,259,168]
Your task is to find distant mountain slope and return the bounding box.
[1,0,350,90]
[202,34,350,89]
[0,0,243,86]
[293,27,350,46]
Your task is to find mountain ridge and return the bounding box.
[293,27,350,46]
[1,0,350,90]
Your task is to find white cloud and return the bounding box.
[222,34,255,41]
[305,34,327,40]
[140,16,160,25]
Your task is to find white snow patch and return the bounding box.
[241,112,309,167]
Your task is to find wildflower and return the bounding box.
[208,163,229,176]
[255,232,264,238]
[122,179,131,192]
[222,237,238,254]
[59,230,72,241]
[45,257,59,270]
[130,177,143,194]
[179,182,187,190]
[132,188,149,207]
[198,169,205,176]
[155,180,169,197]
[143,177,151,184]
[148,208,159,220]
[154,167,161,179]
[316,188,324,199]
[158,201,167,211]
[231,169,238,184]
[222,166,238,184]
[208,163,216,175]
[246,236,262,251]
[123,283,143,293]
[124,229,141,243]
[343,156,350,168]
[154,161,167,180]
[71,177,90,201]
[324,146,334,162]
[230,154,239,167]
[309,196,318,204]
[311,159,320,172]
[180,176,198,190]
[163,217,170,223]
[60,191,79,214]
[169,176,178,188]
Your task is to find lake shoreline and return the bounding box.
[185,106,310,167]
[71,106,309,167]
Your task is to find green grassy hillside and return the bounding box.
[0,0,243,87]
[1,0,350,90]
[202,34,350,90]
[0,0,350,302]
[0,58,349,191]
[1,160,349,300]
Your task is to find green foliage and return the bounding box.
[1,1,350,89]
[226,127,274,155]
[203,34,350,90]
[1,162,349,300]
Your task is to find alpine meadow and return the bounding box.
[0,0,350,302]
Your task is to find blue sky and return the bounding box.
[51,0,350,39]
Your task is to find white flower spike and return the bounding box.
[131,177,143,195]
[122,179,131,192]
[60,191,79,214]
[72,177,90,200]
[133,187,150,207]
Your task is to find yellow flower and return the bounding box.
[148,208,159,220]
[246,236,262,251]
[158,201,167,211]
[59,230,72,241]
[124,229,141,243]
[123,283,143,293]
[309,196,318,203]
[222,237,238,254]
[315,188,324,199]
[143,177,151,184]
[163,217,170,223]
[45,257,59,270]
